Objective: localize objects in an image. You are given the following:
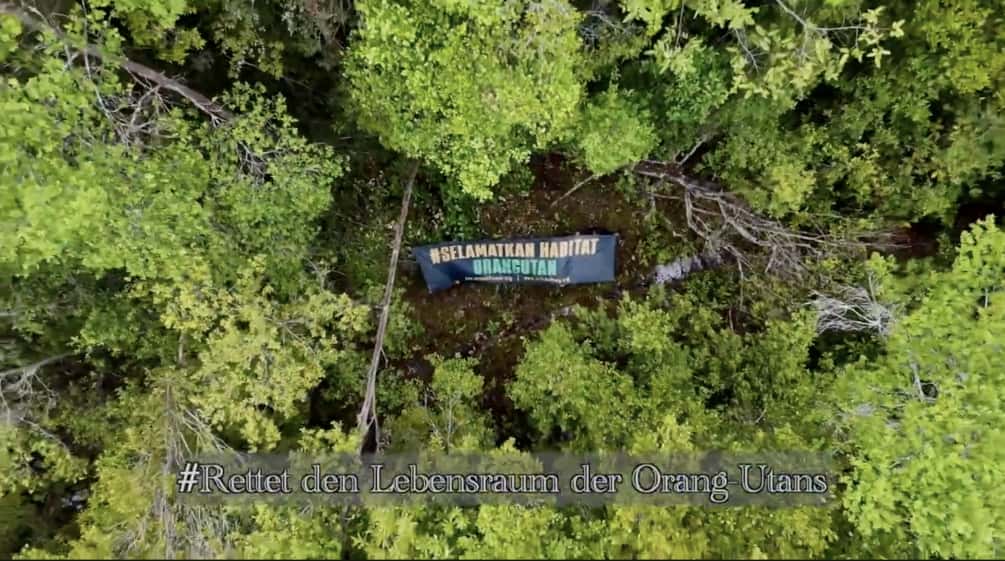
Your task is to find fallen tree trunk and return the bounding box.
[356,161,420,453]
[652,251,725,285]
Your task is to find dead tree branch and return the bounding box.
[356,161,419,453]
[0,352,71,448]
[732,28,761,73]
[0,1,233,122]
[0,353,69,409]
[809,272,897,336]
[774,0,869,34]
[297,0,354,51]
[0,353,70,383]
[636,161,899,278]
[675,132,712,166]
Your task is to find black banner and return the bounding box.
[412,235,617,293]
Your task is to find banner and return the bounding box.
[413,235,617,293]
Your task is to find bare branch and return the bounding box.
[0,352,70,379]
[809,273,897,336]
[675,132,711,166]
[732,28,761,73]
[0,353,71,407]
[774,0,868,34]
[635,161,900,278]
[0,1,233,122]
[909,361,935,404]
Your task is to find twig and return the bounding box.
[356,161,420,453]
[674,2,686,48]
[909,361,934,403]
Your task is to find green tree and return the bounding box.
[836,218,1005,558]
[5,1,1005,559]
[346,0,584,199]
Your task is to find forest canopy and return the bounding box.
[1,0,1003,559]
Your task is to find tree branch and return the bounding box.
[773,0,868,34]
[0,1,233,122]
[0,353,71,381]
[635,161,900,278]
[809,273,897,336]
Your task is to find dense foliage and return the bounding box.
[1,0,1003,558]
